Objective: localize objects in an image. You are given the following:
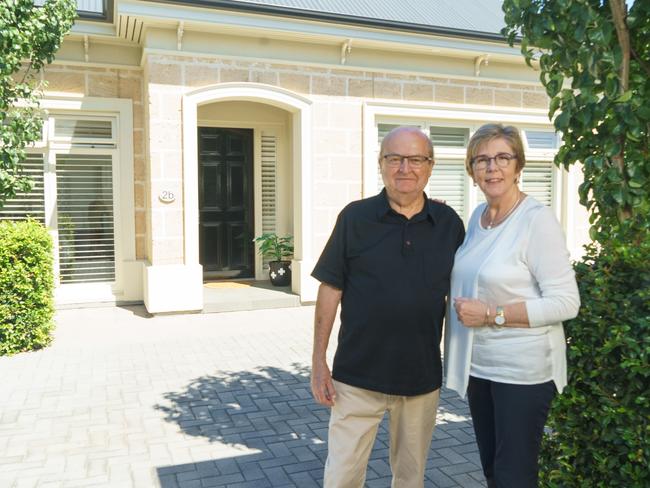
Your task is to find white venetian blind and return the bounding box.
[429,126,469,147]
[428,160,466,217]
[56,154,115,283]
[0,155,45,223]
[261,133,277,234]
[521,161,554,207]
[260,132,277,268]
[75,0,105,14]
[429,126,467,218]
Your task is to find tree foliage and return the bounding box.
[503,0,649,241]
[0,0,76,206]
[502,1,649,486]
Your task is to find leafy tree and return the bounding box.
[503,1,649,486]
[0,0,76,206]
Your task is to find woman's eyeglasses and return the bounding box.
[471,153,516,171]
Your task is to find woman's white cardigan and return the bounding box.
[444,197,580,398]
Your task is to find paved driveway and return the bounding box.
[0,305,484,487]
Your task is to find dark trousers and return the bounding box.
[467,376,556,488]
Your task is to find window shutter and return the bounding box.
[428,160,466,217]
[430,127,469,147]
[56,154,115,283]
[260,132,277,268]
[0,155,45,223]
[521,160,554,207]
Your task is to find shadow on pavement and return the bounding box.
[154,364,483,487]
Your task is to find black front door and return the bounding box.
[198,127,254,279]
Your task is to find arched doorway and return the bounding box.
[182,83,313,304]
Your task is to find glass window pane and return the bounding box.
[525,130,558,149]
[55,119,113,139]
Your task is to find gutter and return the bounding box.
[144,0,510,43]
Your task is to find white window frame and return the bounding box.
[49,146,118,285]
[36,97,135,304]
[363,101,565,223]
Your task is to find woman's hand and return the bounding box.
[454,297,489,327]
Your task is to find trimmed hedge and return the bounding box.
[0,220,55,356]
[540,234,650,487]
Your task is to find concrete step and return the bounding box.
[202,280,302,313]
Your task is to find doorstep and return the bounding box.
[202,280,302,313]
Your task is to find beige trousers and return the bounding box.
[324,380,440,488]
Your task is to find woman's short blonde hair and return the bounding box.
[465,124,526,177]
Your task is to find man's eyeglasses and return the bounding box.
[471,153,516,171]
[382,154,432,169]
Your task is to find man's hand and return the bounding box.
[453,297,489,327]
[311,283,342,407]
[311,360,336,407]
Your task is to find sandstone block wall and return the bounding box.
[43,55,550,267]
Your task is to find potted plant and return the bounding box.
[253,233,293,286]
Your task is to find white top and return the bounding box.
[444,197,580,398]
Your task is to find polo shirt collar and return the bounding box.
[375,188,437,224]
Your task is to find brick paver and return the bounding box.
[0,305,484,487]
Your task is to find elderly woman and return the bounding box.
[444,124,580,488]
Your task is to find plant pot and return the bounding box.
[269,260,291,287]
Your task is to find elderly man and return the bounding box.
[311,126,465,487]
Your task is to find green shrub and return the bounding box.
[0,220,55,356]
[540,232,650,487]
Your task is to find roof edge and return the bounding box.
[144,0,510,43]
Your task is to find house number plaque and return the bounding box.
[159,190,175,203]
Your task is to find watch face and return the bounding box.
[495,315,505,326]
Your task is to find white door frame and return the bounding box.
[182,82,314,299]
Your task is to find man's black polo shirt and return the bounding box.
[312,189,465,396]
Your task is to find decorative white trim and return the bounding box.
[182,82,313,300]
